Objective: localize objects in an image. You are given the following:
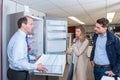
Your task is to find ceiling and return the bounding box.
[11,0,120,26]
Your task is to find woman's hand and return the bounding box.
[65,50,71,55]
[73,38,77,43]
[90,61,95,67]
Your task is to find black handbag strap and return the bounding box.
[114,76,117,80]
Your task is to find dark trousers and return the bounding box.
[94,66,111,80]
[7,68,28,80]
[67,63,74,80]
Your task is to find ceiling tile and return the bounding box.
[11,0,120,26]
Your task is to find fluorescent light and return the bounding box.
[107,12,115,23]
[68,16,85,24]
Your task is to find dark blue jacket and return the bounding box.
[90,30,120,76]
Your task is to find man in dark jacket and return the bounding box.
[90,18,120,80]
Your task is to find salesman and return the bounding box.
[7,16,47,80]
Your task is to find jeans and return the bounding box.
[67,63,74,80]
[94,66,111,80]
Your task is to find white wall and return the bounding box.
[2,0,46,80]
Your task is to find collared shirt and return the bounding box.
[94,32,110,65]
[7,29,37,71]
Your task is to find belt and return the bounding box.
[8,68,28,73]
[94,63,111,68]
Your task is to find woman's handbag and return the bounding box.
[101,76,120,80]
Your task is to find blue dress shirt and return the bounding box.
[94,32,110,65]
[7,29,37,71]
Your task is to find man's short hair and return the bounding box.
[96,18,109,28]
[17,16,32,28]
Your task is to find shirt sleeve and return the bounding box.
[11,40,37,71]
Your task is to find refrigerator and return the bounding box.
[44,17,67,55]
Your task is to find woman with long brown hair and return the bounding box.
[66,25,89,80]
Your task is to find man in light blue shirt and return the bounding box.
[94,32,110,65]
[90,18,120,80]
[7,16,47,80]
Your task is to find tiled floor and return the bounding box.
[30,60,94,80]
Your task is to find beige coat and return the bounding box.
[72,39,89,80]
